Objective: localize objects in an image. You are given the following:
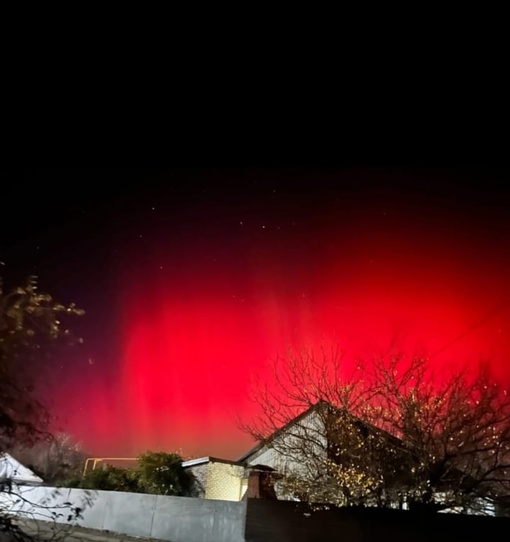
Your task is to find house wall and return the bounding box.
[204,462,244,501]
[244,409,327,485]
[186,460,246,501]
[247,446,280,469]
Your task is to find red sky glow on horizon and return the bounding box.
[41,174,510,459]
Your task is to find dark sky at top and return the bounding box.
[2,168,510,458]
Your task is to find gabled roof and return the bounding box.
[237,401,329,464]
[237,400,408,464]
[182,456,241,468]
[0,452,43,485]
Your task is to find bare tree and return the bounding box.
[241,347,510,514]
[8,433,87,487]
[1,276,84,539]
[1,276,84,451]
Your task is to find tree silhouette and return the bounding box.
[1,276,84,539]
[242,347,510,515]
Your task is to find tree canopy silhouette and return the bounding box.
[1,276,84,538]
[242,347,510,515]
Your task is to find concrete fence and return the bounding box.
[3,486,510,542]
[1,485,246,542]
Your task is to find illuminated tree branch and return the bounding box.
[241,348,510,515]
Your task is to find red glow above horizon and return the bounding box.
[50,195,510,459]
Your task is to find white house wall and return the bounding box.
[245,410,328,476]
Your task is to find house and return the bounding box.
[0,452,43,489]
[183,401,500,514]
[182,455,280,502]
[183,401,405,503]
[236,400,415,504]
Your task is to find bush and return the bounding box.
[137,451,195,496]
[67,451,195,497]
[74,465,143,492]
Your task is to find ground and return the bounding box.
[1,519,170,542]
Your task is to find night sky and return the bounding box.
[1,168,510,459]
